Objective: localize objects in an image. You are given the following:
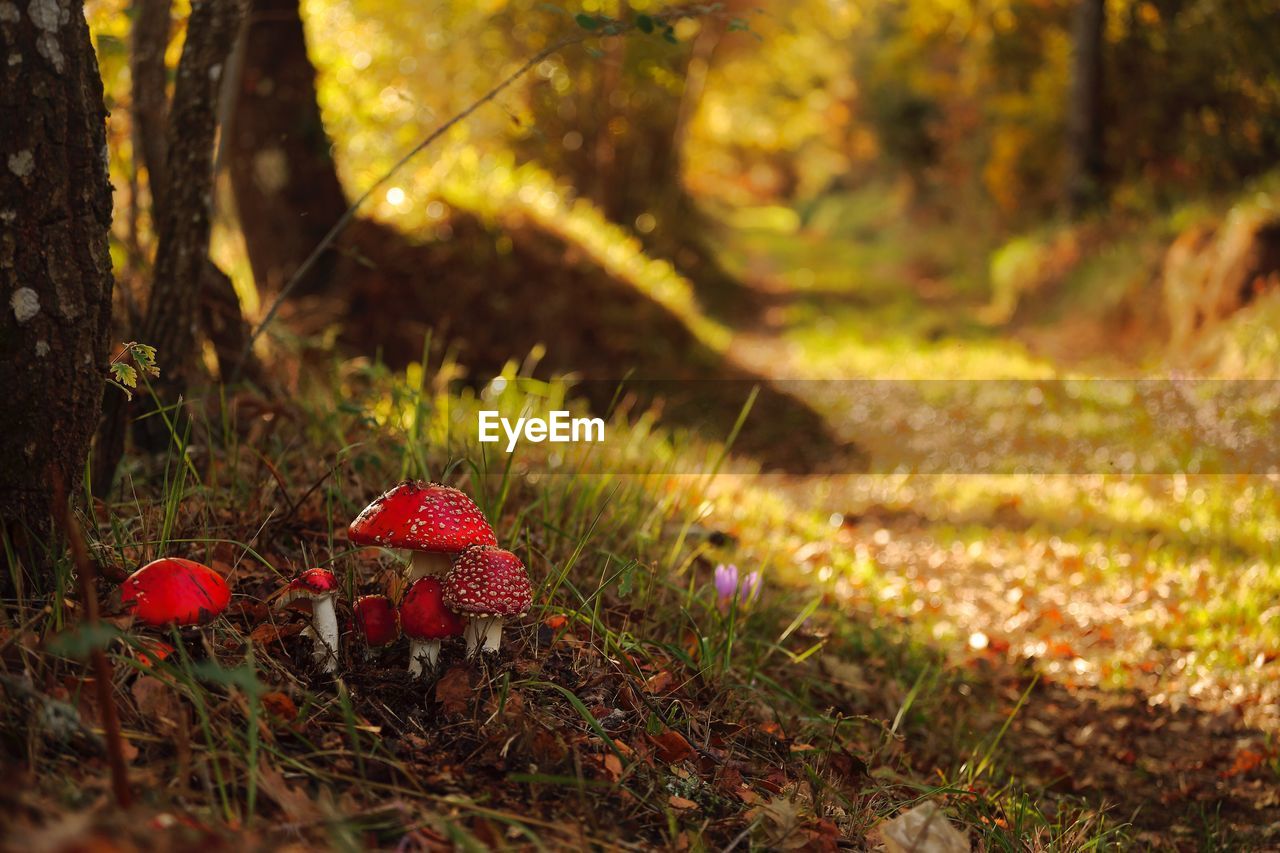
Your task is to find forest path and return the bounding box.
[709,208,1280,841]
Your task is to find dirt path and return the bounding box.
[716,230,1280,844]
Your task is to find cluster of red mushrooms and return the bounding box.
[116,482,533,677]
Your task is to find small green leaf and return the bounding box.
[111,362,138,389]
[575,13,599,30]
[728,18,750,32]
[663,26,678,44]
[585,45,604,59]
[635,13,653,33]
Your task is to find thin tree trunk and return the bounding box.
[228,0,348,298]
[129,0,259,385]
[131,0,172,206]
[1066,0,1106,214]
[97,0,247,473]
[0,0,115,581]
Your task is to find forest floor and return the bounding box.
[710,193,1280,846]
[4,191,1280,851]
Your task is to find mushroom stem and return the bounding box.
[309,596,340,673]
[465,616,504,655]
[408,638,441,676]
[406,550,452,581]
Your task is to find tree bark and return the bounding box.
[129,0,258,384]
[131,0,171,204]
[0,0,115,577]
[97,0,247,476]
[227,0,347,298]
[1066,0,1106,214]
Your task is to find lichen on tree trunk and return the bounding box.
[0,0,115,579]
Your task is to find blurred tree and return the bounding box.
[127,0,259,383]
[1066,0,1105,212]
[0,0,114,573]
[227,0,349,298]
[95,0,248,490]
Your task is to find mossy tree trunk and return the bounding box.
[0,0,114,577]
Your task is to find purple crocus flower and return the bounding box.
[714,564,739,601]
[714,564,761,613]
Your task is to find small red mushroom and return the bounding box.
[276,568,341,673]
[348,481,496,582]
[121,557,231,627]
[443,546,532,655]
[399,576,465,675]
[353,594,400,651]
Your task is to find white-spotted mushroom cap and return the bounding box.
[443,546,532,617]
[347,481,497,553]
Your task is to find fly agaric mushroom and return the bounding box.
[443,546,532,656]
[353,594,400,652]
[399,576,464,675]
[348,481,496,582]
[276,568,341,673]
[121,557,231,627]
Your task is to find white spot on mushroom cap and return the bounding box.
[11,287,40,323]
[34,340,50,357]
[8,150,34,177]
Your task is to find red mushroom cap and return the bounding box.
[347,481,496,553]
[353,594,400,647]
[277,567,339,607]
[399,576,465,641]
[443,546,532,618]
[121,558,231,627]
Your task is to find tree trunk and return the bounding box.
[1066,0,1106,214]
[129,0,258,384]
[96,0,247,478]
[227,0,347,298]
[131,0,171,205]
[0,0,115,578]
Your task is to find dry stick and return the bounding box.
[53,476,132,808]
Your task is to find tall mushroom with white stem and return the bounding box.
[443,546,532,656]
[399,577,465,675]
[348,481,497,582]
[276,568,341,673]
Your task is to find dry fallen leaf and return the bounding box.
[881,802,969,853]
[667,795,698,810]
[643,670,674,694]
[257,759,324,823]
[648,729,694,763]
[261,691,298,725]
[435,666,474,715]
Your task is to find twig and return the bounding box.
[0,604,52,656]
[52,475,133,809]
